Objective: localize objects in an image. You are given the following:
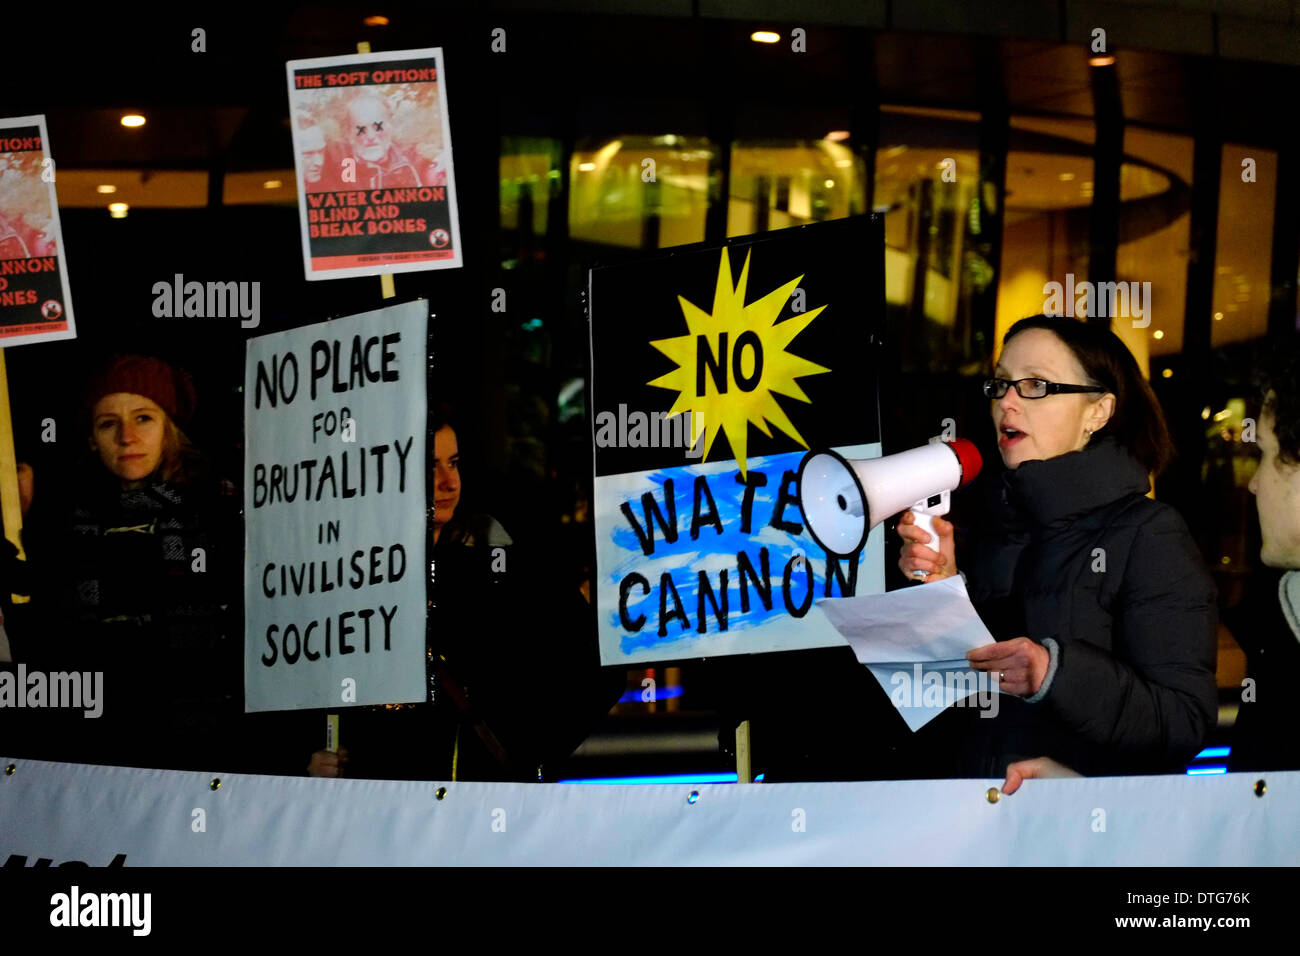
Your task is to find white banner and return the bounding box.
[244,301,427,712]
[2,758,1296,866]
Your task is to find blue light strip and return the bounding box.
[1194,746,1231,759]
[1187,766,1228,775]
[616,685,685,704]
[558,772,738,785]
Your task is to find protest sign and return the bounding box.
[244,300,427,712]
[0,115,76,347]
[590,217,885,666]
[286,48,462,280]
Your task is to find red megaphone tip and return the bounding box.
[945,437,983,485]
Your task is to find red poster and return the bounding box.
[286,48,463,281]
[0,115,76,346]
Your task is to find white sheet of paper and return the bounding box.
[817,575,999,731]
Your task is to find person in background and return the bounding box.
[1228,339,1300,771]
[308,403,621,782]
[17,354,240,770]
[898,315,1218,782]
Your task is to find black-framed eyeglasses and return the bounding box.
[983,378,1108,400]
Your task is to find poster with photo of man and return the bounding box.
[286,48,462,280]
[0,114,76,347]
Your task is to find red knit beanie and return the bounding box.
[85,355,197,426]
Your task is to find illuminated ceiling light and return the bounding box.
[751,30,780,43]
[825,130,850,142]
[1058,172,1075,181]
[363,15,389,26]
[1153,330,1164,339]
[1089,55,1115,67]
[1161,368,1173,378]
[577,162,596,171]
[262,179,282,189]
[1080,181,1094,190]
[1201,407,1211,420]
[1214,312,1224,321]
[96,184,117,194]
[120,114,146,128]
[1220,556,1231,565]
[823,179,835,188]
[108,202,129,218]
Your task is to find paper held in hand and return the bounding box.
[817,575,999,731]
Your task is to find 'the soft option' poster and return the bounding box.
[589,217,885,667]
[286,48,462,280]
[0,115,76,347]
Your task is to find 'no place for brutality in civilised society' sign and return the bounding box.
[244,300,427,712]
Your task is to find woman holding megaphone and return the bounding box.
[897,315,1217,785]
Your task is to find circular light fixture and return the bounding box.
[96,184,117,194]
[108,202,129,218]
[1214,312,1224,321]
[751,31,780,43]
[1153,330,1164,339]
[120,114,146,128]
[1161,368,1173,379]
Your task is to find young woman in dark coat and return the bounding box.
[897,316,1218,782]
[20,355,240,770]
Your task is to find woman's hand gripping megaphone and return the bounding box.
[896,509,957,583]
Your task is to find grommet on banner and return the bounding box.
[687,791,699,804]
[4,763,15,775]
[209,778,221,791]
[1254,779,1266,798]
[435,786,447,801]
[986,788,1000,804]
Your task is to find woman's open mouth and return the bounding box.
[998,426,1027,450]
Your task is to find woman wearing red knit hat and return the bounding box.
[83,354,200,487]
[16,354,240,771]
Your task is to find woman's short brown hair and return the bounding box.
[1003,315,1175,475]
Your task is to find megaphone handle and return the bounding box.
[912,510,938,545]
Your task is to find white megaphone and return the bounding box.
[797,437,983,557]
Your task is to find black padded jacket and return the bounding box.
[916,435,1219,778]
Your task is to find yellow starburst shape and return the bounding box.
[648,248,830,477]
